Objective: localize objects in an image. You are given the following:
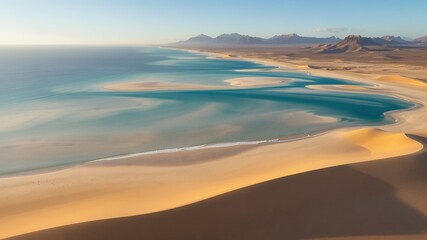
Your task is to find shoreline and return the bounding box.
[187,47,427,132]
[1,47,427,239]
[170,47,425,132]
[0,124,328,178]
[0,50,412,178]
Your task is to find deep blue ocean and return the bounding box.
[0,46,413,175]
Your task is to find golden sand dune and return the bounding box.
[10,140,427,240]
[374,75,427,87]
[340,128,421,157]
[0,127,422,239]
[296,64,311,69]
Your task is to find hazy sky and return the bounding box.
[1,0,426,45]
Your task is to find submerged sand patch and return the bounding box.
[104,81,217,91]
[306,84,372,92]
[281,111,337,126]
[105,76,288,92]
[224,77,289,87]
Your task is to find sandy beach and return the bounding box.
[2,48,427,240]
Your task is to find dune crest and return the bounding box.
[374,75,427,87]
[340,128,422,157]
[0,127,423,239]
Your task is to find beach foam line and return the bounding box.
[89,125,337,164]
[91,139,283,163]
[90,130,325,164]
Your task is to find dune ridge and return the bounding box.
[0,127,423,239]
[9,138,427,240]
[374,75,427,87]
[341,128,420,156]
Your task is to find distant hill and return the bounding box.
[268,34,340,44]
[171,33,341,46]
[171,33,418,51]
[316,35,380,53]
[215,33,266,44]
[185,34,214,44]
[372,36,408,44]
[414,36,427,43]
[314,35,413,54]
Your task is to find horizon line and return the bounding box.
[0,33,424,46]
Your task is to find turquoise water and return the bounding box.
[0,46,413,175]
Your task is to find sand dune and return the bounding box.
[374,75,427,87]
[8,135,427,240]
[340,128,420,156]
[296,64,311,69]
[0,127,422,239]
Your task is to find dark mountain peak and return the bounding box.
[316,35,379,53]
[345,35,361,39]
[342,35,379,45]
[343,35,362,42]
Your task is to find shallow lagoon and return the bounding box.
[0,46,413,174]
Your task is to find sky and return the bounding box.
[0,0,426,45]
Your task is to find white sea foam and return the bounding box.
[91,138,283,163]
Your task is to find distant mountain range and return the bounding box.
[170,33,427,47]
[172,33,342,45]
[315,35,413,53]
[169,33,426,54]
[378,35,408,44]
